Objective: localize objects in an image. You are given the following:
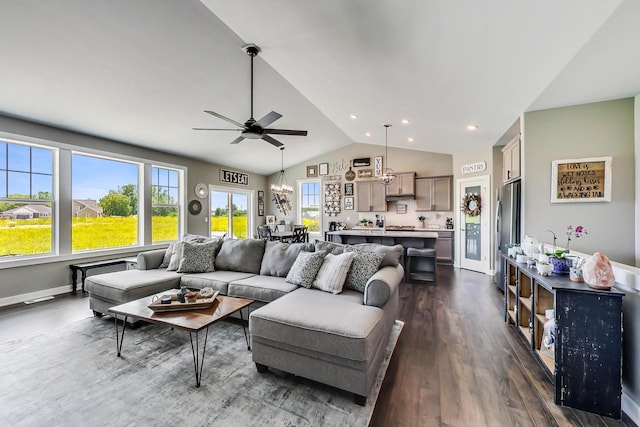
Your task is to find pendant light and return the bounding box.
[379,124,396,185]
[271,147,293,194]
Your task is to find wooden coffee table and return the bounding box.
[108,291,253,387]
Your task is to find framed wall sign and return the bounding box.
[257,190,265,216]
[306,165,318,177]
[396,204,407,214]
[344,197,354,210]
[357,169,373,178]
[353,157,370,167]
[551,156,612,203]
[374,156,383,177]
[344,182,354,196]
[319,162,329,176]
[220,169,249,185]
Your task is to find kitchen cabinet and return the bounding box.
[415,176,452,211]
[435,230,454,263]
[385,172,415,197]
[504,256,623,419]
[356,180,387,212]
[502,137,520,183]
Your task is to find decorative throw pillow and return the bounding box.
[177,240,220,273]
[313,252,354,294]
[353,243,403,267]
[159,242,176,268]
[166,241,185,271]
[285,251,326,288]
[343,246,385,292]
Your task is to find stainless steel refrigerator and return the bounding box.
[494,180,521,290]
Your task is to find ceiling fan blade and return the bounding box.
[192,128,242,131]
[262,134,284,148]
[230,136,246,145]
[264,129,308,136]
[204,110,245,128]
[255,111,283,128]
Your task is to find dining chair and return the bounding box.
[257,225,272,240]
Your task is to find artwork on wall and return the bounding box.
[374,156,383,177]
[551,156,612,203]
[266,215,276,225]
[257,190,264,216]
[344,197,354,210]
[324,182,341,216]
[353,157,370,167]
[357,169,373,178]
[306,165,318,177]
[344,182,354,196]
[396,204,407,214]
[319,162,329,176]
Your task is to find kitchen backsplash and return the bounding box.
[355,200,453,229]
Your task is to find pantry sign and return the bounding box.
[551,156,612,203]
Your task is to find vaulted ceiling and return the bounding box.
[0,1,637,175]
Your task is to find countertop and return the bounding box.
[326,230,440,238]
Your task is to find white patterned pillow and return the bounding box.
[313,252,354,294]
[159,242,176,269]
[177,240,221,273]
[166,241,185,271]
[344,246,385,292]
[285,251,325,288]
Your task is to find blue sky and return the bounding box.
[72,154,138,200]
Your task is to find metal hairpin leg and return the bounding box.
[189,327,210,387]
[240,308,250,350]
[114,314,128,357]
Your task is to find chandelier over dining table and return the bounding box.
[271,147,293,215]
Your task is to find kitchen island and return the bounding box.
[325,229,454,264]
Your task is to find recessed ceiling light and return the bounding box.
[365,132,372,137]
[401,119,410,124]
[407,137,414,142]
[350,114,358,119]
[467,124,479,130]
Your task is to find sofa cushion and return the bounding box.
[353,243,403,268]
[285,251,325,288]
[167,241,185,271]
[158,242,176,269]
[250,288,385,362]
[312,252,354,294]
[179,271,255,295]
[215,238,266,274]
[85,269,182,302]
[343,246,385,292]
[314,240,345,255]
[260,241,313,277]
[177,240,221,273]
[228,275,298,303]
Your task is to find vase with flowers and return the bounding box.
[546,225,588,274]
[417,215,426,227]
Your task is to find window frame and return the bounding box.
[209,185,253,239]
[297,178,322,239]
[151,165,183,243]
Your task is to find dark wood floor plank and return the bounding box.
[0,267,633,427]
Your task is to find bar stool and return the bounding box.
[406,247,437,282]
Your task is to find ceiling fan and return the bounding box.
[193,44,308,148]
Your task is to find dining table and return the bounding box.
[270,231,294,241]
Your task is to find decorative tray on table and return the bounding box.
[148,290,220,312]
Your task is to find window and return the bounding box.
[0,140,54,257]
[71,153,139,252]
[299,180,321,233]
[210,188,251,239]
[151,166,181,242]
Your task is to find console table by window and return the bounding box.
[70,257,138,293]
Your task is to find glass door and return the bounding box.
[458,175,490,273]
[210,187,252,239]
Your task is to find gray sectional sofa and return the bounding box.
[85,237,403,404]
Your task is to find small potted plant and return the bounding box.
[417,215,426,227]
[546,225,588,274]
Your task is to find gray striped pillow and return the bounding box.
[312,252,354,294]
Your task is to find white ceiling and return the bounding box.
[0,1,637,175]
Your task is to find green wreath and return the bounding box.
[462,193,481,216]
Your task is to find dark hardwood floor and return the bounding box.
[0,267,634,426]
[371,265,633,427]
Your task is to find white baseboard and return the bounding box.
[623,392,640,425]
[0,285,71,308]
